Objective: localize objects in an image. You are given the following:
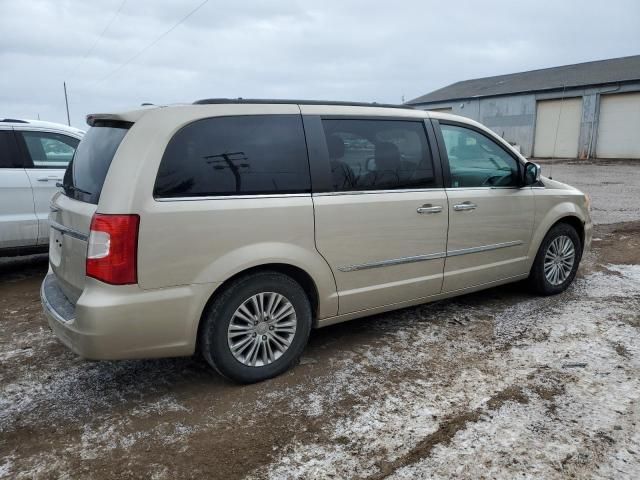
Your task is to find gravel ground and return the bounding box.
[540,161,640,225]
[1,164,639,479]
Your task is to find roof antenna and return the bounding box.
[63,81,71,126]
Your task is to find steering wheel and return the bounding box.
[481,173,511,187]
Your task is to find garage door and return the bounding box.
[534,98,583,158]
[596,92,640,159]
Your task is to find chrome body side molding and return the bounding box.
[49,219,89,241]
[337,240,524,272]
[338,252,447,272]
[446,240,523,257]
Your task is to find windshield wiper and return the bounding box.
[56,182,92,196]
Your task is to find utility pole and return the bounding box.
[63,82,71,126]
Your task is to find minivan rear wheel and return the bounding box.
[529,223,582,295]
[199,271,312,383]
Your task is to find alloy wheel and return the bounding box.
[544,235,576,286]
[227,292,297,367]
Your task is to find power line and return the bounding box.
[91,0,209,87]
[72,0,128,75]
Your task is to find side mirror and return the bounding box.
[523,161,541,186]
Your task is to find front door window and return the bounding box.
[440,124,519,188]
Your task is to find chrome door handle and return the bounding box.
[417,204,443,214]
[453,202,477,211]
[37,176,62,182]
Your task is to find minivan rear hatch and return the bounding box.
[49,120,131,302]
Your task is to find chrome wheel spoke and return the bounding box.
[231,335,253,354]
[274,326,296,335]
[272,303,295,322]
[265,338,275,364]
[270,332,291,350]
[261,339,268,365]
[236,304,254,323]
[227,291,297,367]
[246,338,260,366]
[265,293,278,318]
[229,321,253,330]
[228,330,250,339]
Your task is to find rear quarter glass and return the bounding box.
[153,114,310,198]
[64,121,132,204]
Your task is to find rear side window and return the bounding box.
[62,121,131,204]
[0,130,22,168]
[154,115,310,198]
[321,119,437,191]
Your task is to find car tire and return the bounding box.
[199,271,312,383]
[529,222,582,296]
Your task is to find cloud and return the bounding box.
[1,0,638,127]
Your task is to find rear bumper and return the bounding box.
[41,274,83,355]
[41,273,216,360]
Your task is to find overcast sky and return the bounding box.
[1,0,639,128]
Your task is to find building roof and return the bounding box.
[408,55,640,105]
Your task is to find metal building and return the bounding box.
[407,55,640,159]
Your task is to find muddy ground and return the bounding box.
[1,169,640,479]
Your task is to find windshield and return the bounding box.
[62,121,131,204]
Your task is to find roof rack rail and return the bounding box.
[0,118,29,123]
[192,98,414,109]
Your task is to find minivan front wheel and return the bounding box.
[529,223,582,295]
[199,272,312,383]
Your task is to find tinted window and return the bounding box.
[440,124,519,188]
[0,130,22,168]
[321,119,436,191]
[63,122,130,204]
[154,115,310,198]
[21,131,79,168]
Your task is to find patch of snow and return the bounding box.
[253,265,640,479]
[0,456,14,479]
[265,443,375,480]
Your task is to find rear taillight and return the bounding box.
[86,214,139,285]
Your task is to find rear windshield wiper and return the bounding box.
[56,182,92,196]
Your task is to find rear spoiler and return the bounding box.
[86,107,155,127]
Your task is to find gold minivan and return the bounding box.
[41,100,592,383]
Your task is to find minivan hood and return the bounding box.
[540,176,581,192]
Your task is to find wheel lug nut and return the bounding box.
[254,321,258,325]
[252,332,257,337]
[262,335,267,340]
[269,326,274,330]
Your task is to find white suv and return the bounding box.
[0,119,83,255]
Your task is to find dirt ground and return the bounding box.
[1,169,640,479]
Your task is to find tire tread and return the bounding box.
[199,271,311,383]
[528,222,582,295]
